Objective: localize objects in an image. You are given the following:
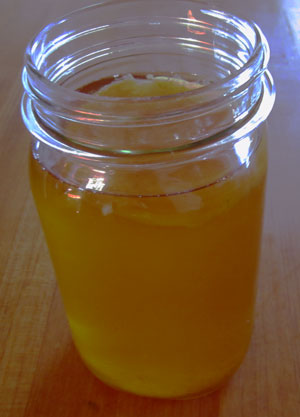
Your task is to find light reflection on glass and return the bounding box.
[74,116,104,122]
[234,136,251,168]
[36,30,74,68]
[67,192,81,199]
[86,177,105,191]
[93,169,105,174]
[187,10,206,35]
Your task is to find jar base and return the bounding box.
[83,358,237,400]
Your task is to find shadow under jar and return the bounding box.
[21,0,275,399]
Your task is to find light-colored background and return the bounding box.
[1,0,299,416]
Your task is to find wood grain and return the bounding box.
[0,0,299,416]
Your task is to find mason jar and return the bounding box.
[21,0,275,399]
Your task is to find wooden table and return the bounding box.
[1,0,299,416]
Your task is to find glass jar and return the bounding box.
[21,0,275,399]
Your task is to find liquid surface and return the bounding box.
[78,73,199,96]
[30,75,267,398]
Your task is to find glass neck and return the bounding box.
[22,1,275,157]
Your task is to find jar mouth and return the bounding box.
[24,2,267,105]
[21,0,275,155]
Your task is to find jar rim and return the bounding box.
[21,0,275,155]
[24,1,267,106]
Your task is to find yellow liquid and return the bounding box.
[30,77,267,398]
